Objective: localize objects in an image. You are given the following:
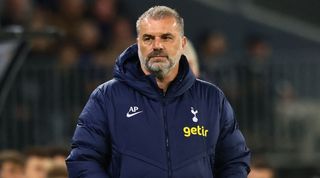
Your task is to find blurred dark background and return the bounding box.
[0,0,320,178]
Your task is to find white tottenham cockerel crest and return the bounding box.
[190,107,198,123]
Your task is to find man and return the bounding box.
[46,164,68,178]
[248,156,275,178]
[184,39,200,77]
[66,6,250,178]
[24,147,52,178]
[0,150,25,178]
[248,165,274,178]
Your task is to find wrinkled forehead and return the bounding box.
[138,17,182,36]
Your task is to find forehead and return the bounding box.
[2,161,21,168]
[138,17,180,35]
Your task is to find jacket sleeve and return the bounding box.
[66,87,111,178]
[214,96,251,178]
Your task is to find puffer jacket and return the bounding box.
[66,44,250,178]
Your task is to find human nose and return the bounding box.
[152,37,163,50]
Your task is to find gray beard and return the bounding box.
[145,58,174,81]
[148,68,166,81]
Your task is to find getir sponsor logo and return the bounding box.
[183,125,208,137]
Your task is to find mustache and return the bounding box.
[147,50,168,59]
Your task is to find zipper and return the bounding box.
[162,92,172,178]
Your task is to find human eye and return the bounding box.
[142,35,153,42]
[161,34,174,41]
[143,36,151,41]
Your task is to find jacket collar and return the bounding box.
[113,44,196,99]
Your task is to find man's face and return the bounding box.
[0,162,24,178]
[137,16,186,79]
[24,156,52,178]
[248,168,274,178]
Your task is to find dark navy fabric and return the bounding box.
[66,44,250,178]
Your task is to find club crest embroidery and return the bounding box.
[191,107,198,123]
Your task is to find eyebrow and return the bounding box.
[161,33,174,37]
[142,33,174,38]
[142,34,154,38]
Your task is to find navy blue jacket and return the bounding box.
[66,44,250,178]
